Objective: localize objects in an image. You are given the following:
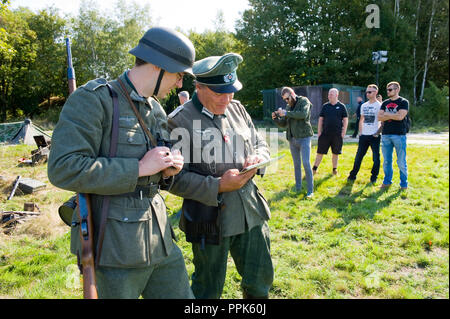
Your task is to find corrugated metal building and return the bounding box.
[262,84,366,124]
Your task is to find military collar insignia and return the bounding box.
[192,92,226,119]
[201,107,214,119]
[130,90,148,103]
[123,70,150,104]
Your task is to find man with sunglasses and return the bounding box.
[348,84,383,184]
[377,81,409,190]
[272,87,314,197]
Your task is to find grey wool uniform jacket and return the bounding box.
[273,95,314,140]
[48,72,175,268]
[167,92,271,237]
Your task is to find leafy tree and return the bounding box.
[26,7,67,115]
[0,8,37,121]
[69,0,151,85]
[161,26,239,114]
[235,0,448,119]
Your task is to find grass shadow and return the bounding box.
[316,181,402,225]
[268,173,333,206]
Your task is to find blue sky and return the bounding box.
[10,0,250,33]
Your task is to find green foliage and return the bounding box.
[69,0,151,85]
[0,8,38,121]
[26,8,67,117]
[161,29,239,114]
[235,0,448,119]
[410,81,449,129]
[420,81,449,123]
[0,0,448,126]
[0,0,152,123]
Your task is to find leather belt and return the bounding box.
[113,184,160,199]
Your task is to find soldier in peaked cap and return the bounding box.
[168,53,274,299]
[48,27,195,299]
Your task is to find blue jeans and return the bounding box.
[289,136,314,194]
[381,134,408,188]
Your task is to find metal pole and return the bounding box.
[376,61,379,87]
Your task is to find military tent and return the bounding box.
[0,119,51,145]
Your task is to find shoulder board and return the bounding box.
[82,78,108,92]
[229,99,245,111]
[147,97,166,114]
[168,105,185,119]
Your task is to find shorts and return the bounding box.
[317,134,343,155]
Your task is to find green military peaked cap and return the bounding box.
[194,53,243,93]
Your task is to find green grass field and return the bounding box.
[0,140,448,299]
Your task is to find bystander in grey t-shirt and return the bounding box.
[360,100,381,135]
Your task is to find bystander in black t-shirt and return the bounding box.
[380,97,409,135]
[319,102,348,135]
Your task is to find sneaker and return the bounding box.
[400,187,408,191]
[347,176,356,182]
[306,193,314,199]
[380,183,391,189]
[332,168,338,175]
[312,168,317,175]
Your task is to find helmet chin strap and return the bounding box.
[152,69,165,97]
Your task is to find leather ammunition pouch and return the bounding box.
[182,198,222,249]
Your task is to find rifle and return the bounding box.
[66,37,98,299]
[66,38,76,95]
[77,193,98,298]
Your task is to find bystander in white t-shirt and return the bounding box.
[360,100,382,135]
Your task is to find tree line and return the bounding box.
[0,0,448,124]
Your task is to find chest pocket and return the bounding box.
[116,115,148,158]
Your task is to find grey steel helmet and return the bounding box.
[129,27,195,76]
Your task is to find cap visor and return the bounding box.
[208,80,242,93]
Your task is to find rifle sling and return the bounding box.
[95,78,163,266]
[94,83,119,266]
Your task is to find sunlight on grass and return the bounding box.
[0,142,448,299]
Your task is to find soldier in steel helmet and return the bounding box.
[167,53,274,299]
[48,27,195,298]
